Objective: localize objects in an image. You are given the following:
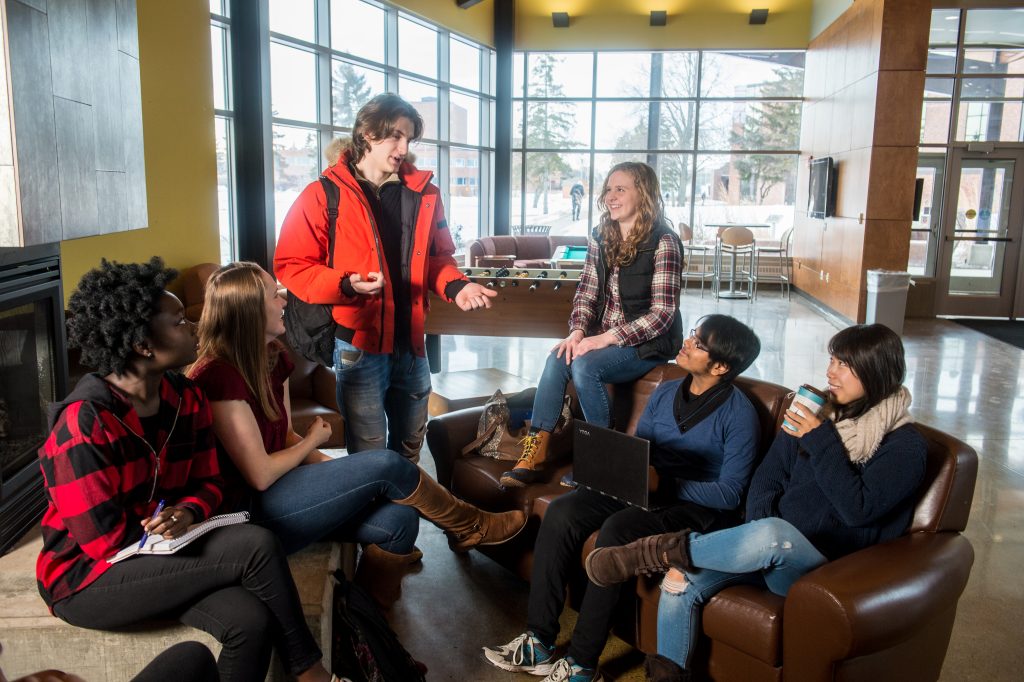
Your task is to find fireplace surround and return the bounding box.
[0,243,67,555]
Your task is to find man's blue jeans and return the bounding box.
[656,517,828,668]
[334,339,431,461]
[254,449,422,555]
[531,344,662,431]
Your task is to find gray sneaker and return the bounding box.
[482,631,556,675]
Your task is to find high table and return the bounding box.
[702,223,770,300]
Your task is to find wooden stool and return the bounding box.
[428,368,534,416]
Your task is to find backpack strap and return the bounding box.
[319,175,340,268]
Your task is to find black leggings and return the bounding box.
[54,524,321,682]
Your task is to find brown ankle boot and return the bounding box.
[395,470,528,553]
[644,654,691,682]
[498,430,551,488]
[353,543,423,610]
[584,530,691,588]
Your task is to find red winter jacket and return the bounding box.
[36,372,223,608]
[274,152,466,357]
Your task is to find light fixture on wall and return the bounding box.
[552,12,570,28]
[455,0,485,8]
[749,9,769,25]
[650,11,667,27]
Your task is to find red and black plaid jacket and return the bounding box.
[36,372,223,608]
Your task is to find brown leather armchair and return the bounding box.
[425,365,977,681]
[178,263,345,448]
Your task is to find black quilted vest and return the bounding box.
[592,221,683,361]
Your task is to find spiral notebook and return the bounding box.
[108,511,250,564]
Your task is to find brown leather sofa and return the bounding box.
[425,364,977,681]
[178,263,345,448]
[464,235,587,268]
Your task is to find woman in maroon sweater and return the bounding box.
[37,258,336,682]
[188,261,525,608]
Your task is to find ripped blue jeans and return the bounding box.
[334,339,431,461]
[656,517,828,668]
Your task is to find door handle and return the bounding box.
[945,236,1013,242]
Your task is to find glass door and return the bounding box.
[935,150,1024,318]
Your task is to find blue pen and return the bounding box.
[139,499,166,550]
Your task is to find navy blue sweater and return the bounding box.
[637,380,760,511]
[745,421,927,560]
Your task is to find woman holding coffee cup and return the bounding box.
[580,323,928,681]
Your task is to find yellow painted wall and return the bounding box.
[59,0,219,304]
[393,0,814,50]
[515,0,813,50]
[392,0,495,46]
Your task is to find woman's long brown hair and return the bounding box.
[189,262,280,421]
[595,161,666,267]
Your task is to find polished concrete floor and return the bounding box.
[388,289,1023,681]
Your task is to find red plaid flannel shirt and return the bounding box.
[568,234,682,347]
[36,373,223,608]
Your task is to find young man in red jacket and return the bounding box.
[275,93,496,462]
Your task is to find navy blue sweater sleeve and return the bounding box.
[744,430,796,520]
[800,421,927,527]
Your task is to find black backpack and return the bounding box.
[330,571,427,682]
[284,175,341,367]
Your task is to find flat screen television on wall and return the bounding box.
[808,156,837,219]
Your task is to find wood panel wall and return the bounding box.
[794,0,929,321]
[1,0,146,247]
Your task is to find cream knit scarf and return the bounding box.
[823,386,914,464]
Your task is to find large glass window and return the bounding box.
[917,7,1024,276]
[511,50,804,238]
[210,4,236,264]
[265,1,496,246]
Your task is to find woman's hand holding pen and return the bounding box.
[140,506,194,539]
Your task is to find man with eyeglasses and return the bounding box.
[483,313,762,681]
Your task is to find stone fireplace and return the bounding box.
[0,243,67,555]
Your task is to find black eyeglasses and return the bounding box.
[688,329,710,353]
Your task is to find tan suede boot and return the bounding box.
[395,470,528,553]
[498,430,552,488]
[353,543,423,610]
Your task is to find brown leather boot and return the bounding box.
[644,654,691,682]
[584,530,691,588]
[395,470,528,553]
[353,543,423,610]
[498,430,551,488]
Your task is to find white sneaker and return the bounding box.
[482,631,556,675]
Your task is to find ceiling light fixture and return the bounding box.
[455,0,485,8]
[650,11,667,27]
[552,12,570,28]
[749,9,769,25]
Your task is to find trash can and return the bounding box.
[865,270,913,335]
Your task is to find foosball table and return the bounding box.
[425,266,582,372]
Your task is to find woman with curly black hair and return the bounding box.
[37,258,337,682]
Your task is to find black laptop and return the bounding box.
[572,421,651,510]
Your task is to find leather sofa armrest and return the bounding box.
[310,364,339,411]
[783,532,974,681]
[425,406,486,489]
